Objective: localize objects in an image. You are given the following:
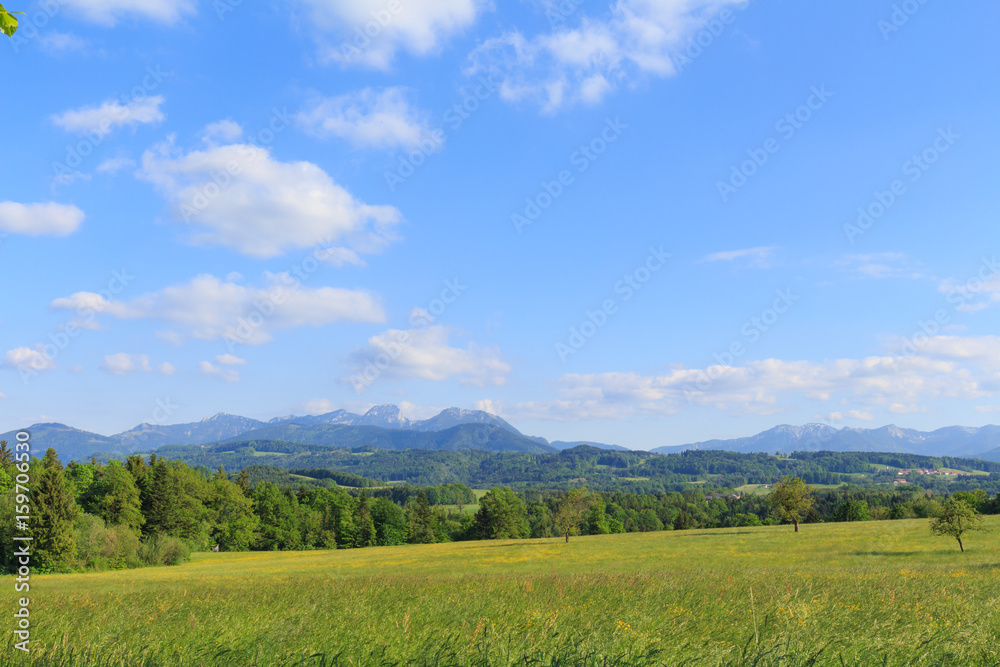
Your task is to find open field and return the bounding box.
[3,518,999,666]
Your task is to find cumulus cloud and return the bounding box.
[344,323,510,388]
[500,337,1000,421]
[3,346,58,373]
[201,120,243,143]
[61,0,196,25]
[51,96,166,134]
[100,353,152,376]
[138,138,401,263]
[200,361,240,383]
[297,87,440,151]
[0,202,85,237]
[303,0,484,69]
[215,354,246,366]
[49,273,386,346]
[158,362,176,376]
[467,0,748,112]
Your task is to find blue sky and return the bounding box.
[2,0,1000,449]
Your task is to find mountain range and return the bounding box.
[3,407,1000,463]
[0,405,623,462]
[653,423,1000,461]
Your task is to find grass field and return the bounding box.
[3,518,999,666]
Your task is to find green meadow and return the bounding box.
[3,517,999,666]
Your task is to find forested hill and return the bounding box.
[218,423,555,454]
[96,443,1000,494]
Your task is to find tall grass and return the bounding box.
[2,518,998,666]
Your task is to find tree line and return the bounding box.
[3,445,998,573]
[94,442,1000,494]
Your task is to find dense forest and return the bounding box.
[3,442,999,574]
[97,441,1000,493]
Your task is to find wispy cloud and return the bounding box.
[701,246,776,268]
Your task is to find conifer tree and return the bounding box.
[34,449,78,570]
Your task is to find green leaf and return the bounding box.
[0,6,19,38]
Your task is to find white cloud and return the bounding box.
[52,96,166,134]
[702,246,776,268]
[53,171,92,187]
[0,202,85,236]
[345,322,510,387]
[303,0,484,69]
[201,120,243,143]
[836,253,928,280]
[303,398,337,414]
[501,337,1000,421]
[97,157,136,174]
[100,353,152,376]
[473,398,504,416]
[297,87,440,151]
[3,346,58,373]
[39,32,87,53]
[467,0,748,112]
[215,354,246,366]
[139,138,401,263]
[62,0,195,25]
[939,264,1000,313]
[50,273,386,345]
[158,362,176,376]
[200,361,240,383]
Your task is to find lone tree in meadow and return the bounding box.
[931,498,985,553]
[553,488,594,543]
[769,476,814,533]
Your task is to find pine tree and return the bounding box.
[235,469,251,494]
[409,490,436,544]
[143,459,181,536]
[34,449,78,571]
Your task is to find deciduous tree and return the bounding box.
[769,476,814,533]
[931,498,984,553]
[553,488,593,543]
